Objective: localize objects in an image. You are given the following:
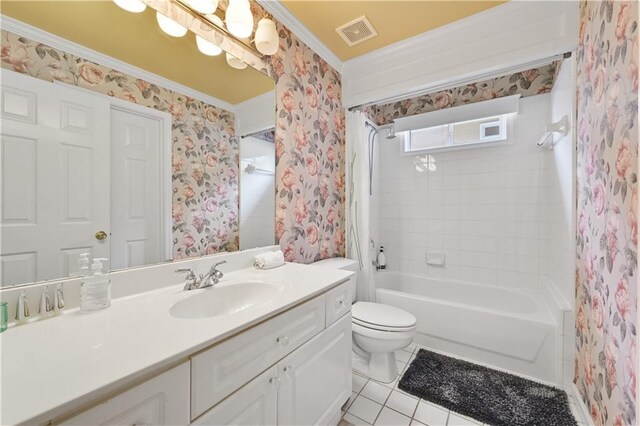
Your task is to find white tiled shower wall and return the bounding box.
[376,92,572,294]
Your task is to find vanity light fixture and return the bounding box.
[195,14,224,56]
[254,18,278,55]
[226,52,248,69]
[196,35,222,56]
[225,0,253,39]
[113,0,147,13]
[185,0,217,15]
[113,0,279,70]
[156,11,188,37]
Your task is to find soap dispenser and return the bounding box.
[80,258,111,313]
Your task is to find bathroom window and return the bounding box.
[403,114,508,154]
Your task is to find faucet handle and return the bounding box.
[55,283,65,311]
[39,285,53,314]
[16,290,30,322]
[176,268,198,290]
[213,260,227,269]
[175,268,195,277]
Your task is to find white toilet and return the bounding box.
[313,258,417,383]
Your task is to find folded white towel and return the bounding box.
[254,250,285,269]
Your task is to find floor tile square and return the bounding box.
[410,421,426,426]
[374,407,411,426]
[348,395,383,424]
[413,400,449,426]
[385,391,419,417]
[361,380,393,404]
[395,350,412,363]
[372,376,398,389]
[405,342,418,353]
[447,413,481,425]
[353,374,368,393]
[342,392,358,411]
[342,413,373,426]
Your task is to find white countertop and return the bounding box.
[0,263,352,425]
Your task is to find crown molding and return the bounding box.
[0,14,236,112]
[256,0,343,73]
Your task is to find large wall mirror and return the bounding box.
[0,1,276,288]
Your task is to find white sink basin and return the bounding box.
[170,282,279,319]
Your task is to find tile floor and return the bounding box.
[339,343,585,426]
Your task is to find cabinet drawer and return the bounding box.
[61,362,190,425]
[325,279,352,327]
[191,295,326,419]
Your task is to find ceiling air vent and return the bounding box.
[335,16,377,46]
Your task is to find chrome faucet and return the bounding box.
[176,268,199,290]
[199,261,227,288]
[175,260,227,291]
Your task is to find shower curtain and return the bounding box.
[346,110,376,302]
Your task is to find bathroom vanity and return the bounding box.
[0,259,354,425]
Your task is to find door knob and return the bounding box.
[95,231,108,240]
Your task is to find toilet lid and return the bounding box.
[352,302,417,329]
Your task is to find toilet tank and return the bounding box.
[312,258,358,303]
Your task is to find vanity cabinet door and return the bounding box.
[61,362,190,425]
[277,313,352,426]
[192,366,278,426]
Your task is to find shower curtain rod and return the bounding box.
[240,127,276,140]
[347,52,572,112]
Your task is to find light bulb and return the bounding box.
[156,12,188,37]
[196,35,222,56]
[209,14,224,28]
[225,0,253,39]
[226,52,247,70]
[186,0,218,15]
[255,18,278,55]
[113,0,146,13]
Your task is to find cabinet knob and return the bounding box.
[268,376,281,389]
[337,299,346,307]
[276,336,289,347]
[283,365,293,377]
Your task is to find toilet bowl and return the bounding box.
[351,302,417,382]
[312,258,417,383]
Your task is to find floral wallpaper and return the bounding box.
[364,62,558,125]
[575,1,638,425]
[266,22,346,263]
[0,30,239,259]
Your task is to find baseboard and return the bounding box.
[567,383,593,425]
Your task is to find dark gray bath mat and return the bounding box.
[398,349,577,426]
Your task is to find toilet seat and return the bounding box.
[352,321,416,340]
[352,317,416,332]
[352,302,417,332]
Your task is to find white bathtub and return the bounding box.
[374,271,558,383]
